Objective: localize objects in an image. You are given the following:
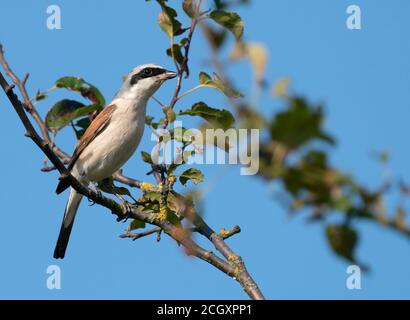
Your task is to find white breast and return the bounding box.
[75,98,147,182]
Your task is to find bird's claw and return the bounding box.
[88,188,103,206]
[120,200,133,222]
[95,189,103,201]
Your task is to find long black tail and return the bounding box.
[53,188,83,259]
[53,218,75,259]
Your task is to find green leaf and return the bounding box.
[138,202,160,214]
[166,44,184,66]
[45,99,100,132]
[34,90,48,101]
[97,178,132,197]
[372,150,390,164]
[213,0,226,9]
[166,108,177,123]
[209,10,244,41]
[55,76,105,106]
[129,219,146,231]
[145,115,155,126]
[179,102,235,130]
[182,0,195,18]
[270,97,335,150]
[75,117,91,130]
[72,118,91,139]
[326,224,358,264]
[144,191,162,202]
[237,105,266,129]
[55,77,84,90]
[332,196,353,212]
[141,151,153,164]
[145,115,160,129]
[199,72,243,98]
[179,37,189,47]
[395,206,407,230]
[199,71,212,84]
[281,150,339,201]
[167,192,181,213]
[179,168,203,185]
[157,0,183,37]
[201,24,227,50]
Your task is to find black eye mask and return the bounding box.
[130,67,166,85]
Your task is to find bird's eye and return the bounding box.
[144,68,153,76]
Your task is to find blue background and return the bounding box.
[0,0,409,299]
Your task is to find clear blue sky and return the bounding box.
[0,0,409,299]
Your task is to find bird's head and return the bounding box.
[116,64,177,101]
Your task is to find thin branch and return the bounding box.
[41,162,68,172]
[41,165,143,192]
[120,227,162,241]
[162,2,201,128]
[189,212,264,299]
[123,225,241,242]
[0,44,69,161]
[189,225,241,240]
[113,170,142,189]
[177,84,204,101]
[151,95,166,108]
[218,225,241,240]
[41,165,143,195]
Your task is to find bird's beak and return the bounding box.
[161,70,177,80]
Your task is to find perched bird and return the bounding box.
[54,64,177,259]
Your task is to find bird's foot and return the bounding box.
[95,188,103,201]
[119,199,133,222]
[88,187,103,206]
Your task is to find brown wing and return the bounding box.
[67,104,117,170]
[56,104,117,194]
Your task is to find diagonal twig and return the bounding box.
[0,44,69,161]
